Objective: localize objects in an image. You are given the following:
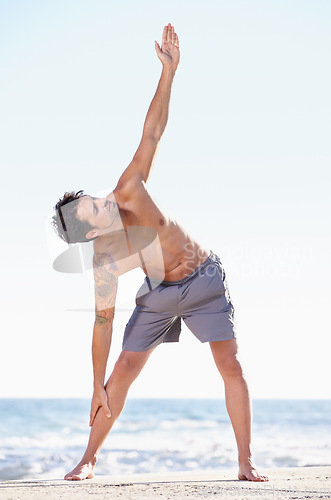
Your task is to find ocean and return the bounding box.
[0,398,330,480]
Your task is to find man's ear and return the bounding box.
[86,229,98,240]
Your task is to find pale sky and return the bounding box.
[0,0,330,399]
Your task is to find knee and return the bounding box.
[105,351,139,391]
[113,354,131,375]
[114,351,138,374]
[218,354,244,379]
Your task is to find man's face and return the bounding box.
[76,195,119,236]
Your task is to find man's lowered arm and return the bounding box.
[89,251,118,426]
[116,23,180,187]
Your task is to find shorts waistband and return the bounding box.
[159,250,216,286]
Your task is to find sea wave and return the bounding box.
[0,399,330,480]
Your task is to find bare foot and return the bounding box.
[238,460,269,482]
[64,461,95,481]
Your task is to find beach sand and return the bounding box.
[0,466,330,499]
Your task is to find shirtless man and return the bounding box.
[52,24,268,482]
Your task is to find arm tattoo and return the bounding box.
[93,252,118,324]
[95,307,115,326]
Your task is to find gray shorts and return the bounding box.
[122,251,237,352]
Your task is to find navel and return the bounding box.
[159,219,165,225]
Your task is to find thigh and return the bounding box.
[181,257,237,343]
[209,339,243,377]
[210,338,239,362]
[106,347,155,388]
[118,348,155,374]
[123,307,180,351]
[123,283,180,351]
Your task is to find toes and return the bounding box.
[254,475,269,482]
[64,473,81,481]
[250,473,266,482]
[238,470,269,482]
[64,465,94,481]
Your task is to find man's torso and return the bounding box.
[95,179,209,282]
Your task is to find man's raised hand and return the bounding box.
[155,23,180,71]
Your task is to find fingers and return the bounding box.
[155,40,161,56]
[167,23,172,44]
[171,26,176,45]
[162,25,167,46]
[89,402,110,427]
[162,23,179,47]
[103,402,111,419]
[89,403,100,426]
[89,407,97,427]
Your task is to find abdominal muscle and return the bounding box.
[107,189,210,283]
[161,244,210,282]
[144,221,210,282]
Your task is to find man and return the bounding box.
[52,24,268,482]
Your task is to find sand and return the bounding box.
[0,466,330,499]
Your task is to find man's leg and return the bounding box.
[65,348,154,480]
[209,339,269,482]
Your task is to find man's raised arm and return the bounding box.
[116,23,180,187]
[89,251,118,426]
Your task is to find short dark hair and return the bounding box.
[52,190,96,244]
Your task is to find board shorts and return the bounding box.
[122,251,237,352]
